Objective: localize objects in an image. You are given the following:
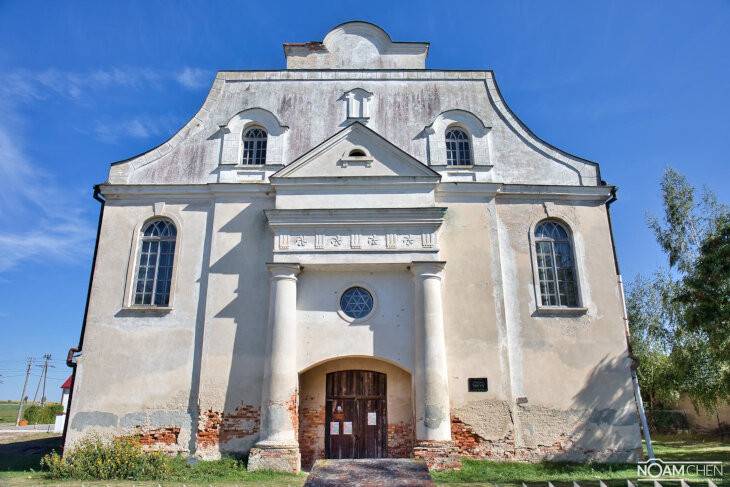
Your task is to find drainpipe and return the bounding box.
[61,184,106,450]
[605,185,655,460]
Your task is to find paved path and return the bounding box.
[0,423,54,434]
[304,459,434,487]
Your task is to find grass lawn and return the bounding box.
[433,434,730,486]
[0,401,20,423]
[0,431,305,486]
[0,431,726,486]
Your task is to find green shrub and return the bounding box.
[23,403,63,424]
[41,435,171,480]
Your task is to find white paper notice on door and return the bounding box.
[330,422,339,435]
[343,421,353,434]
[367,412,377,425]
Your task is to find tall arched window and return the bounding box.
[134,219,177,307]
[534,220,578,307]
[445,127,472,166]
[241,126,267,164]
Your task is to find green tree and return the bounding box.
[647,168,726,274]
[629,168,729,413]
[626,272,681,409]
[675,217,730,408]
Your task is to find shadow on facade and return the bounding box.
[184,200,274,456]
[532,354,643,464]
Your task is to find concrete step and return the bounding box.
[304,458,434,487]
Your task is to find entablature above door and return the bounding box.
[265,207,446,264]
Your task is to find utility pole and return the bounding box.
[16,357,33,425]
[40,354,53,405]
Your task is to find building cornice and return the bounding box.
[265,207,447,227]
[436,182,614,202]
[218,70,493,82]
[98,182,613,202]
[98,183,273,200]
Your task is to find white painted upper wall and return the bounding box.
[284,21,429,69]
[107,22,601,188]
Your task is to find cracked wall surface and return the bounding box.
[65,24,640,465]
[298,357,413,469]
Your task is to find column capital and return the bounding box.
[266,262,301,280]
[410,261,446,278]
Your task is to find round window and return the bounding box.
[340,286,374,320]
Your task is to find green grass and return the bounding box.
[0,401,20,423]
[433,435,730,486]
[0,432,304,486]
[0,432,727,486]
[433,460,638,485]
[165,456,305,485]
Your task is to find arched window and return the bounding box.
[445,128,472,166]
[241,127,267,164]
[134,219,177,307]
[534,220,578,307]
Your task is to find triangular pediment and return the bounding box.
[272,122,439,180]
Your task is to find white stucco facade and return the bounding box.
[65,21,642,471]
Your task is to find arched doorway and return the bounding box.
[325,370,387,460]
[298,357,413,470]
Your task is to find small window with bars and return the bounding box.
[534,220,579,307]
[134,219,177,307]
[445,127,472,166]
[241,127,267,165]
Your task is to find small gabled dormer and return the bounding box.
[342,88,374,123]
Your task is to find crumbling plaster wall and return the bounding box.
[65,199,212,452]
[112,74,597,188]
[436,197,642,462]
[193,195,275,458]
[298,357,413,469]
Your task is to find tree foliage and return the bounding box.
[629,168,729,413]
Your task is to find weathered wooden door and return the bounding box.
[325,370,387,459]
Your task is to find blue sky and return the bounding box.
[0,0,728,400]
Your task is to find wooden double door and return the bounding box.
[325,370,387,459]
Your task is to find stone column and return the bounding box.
[248,263,301,473]
[411,261,459,469]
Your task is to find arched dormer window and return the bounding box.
[134,219,177,307]
[534,220,578,307]
[445,127,472,166]
[242,126,267,164]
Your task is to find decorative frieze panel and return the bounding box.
[273,230,438,252]
[265,207,446,256]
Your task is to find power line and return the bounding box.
[30,354,54,405]
[16,357,33,425]
[41,354,53,405]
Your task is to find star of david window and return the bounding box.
[340,287,374,320]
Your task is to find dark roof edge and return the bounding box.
[488,72,600,170]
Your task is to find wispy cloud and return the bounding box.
[0,66,210,103]
[91,114,181,143]
[0,64,210,271]
[175,67,212,90]
[0,123,95,272]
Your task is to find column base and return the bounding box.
[413,440,461,471]
[247,444,300,473]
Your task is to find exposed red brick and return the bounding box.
[197,409,222,448]
[135,426,180,449]
[450,414,614,462]
[413,440,461,470]
[197,404,260,449]
[298,405,325,470]
[387,421,414,458]
[451,414,515,460]
[288,390,299,439]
